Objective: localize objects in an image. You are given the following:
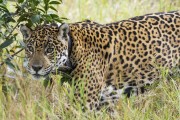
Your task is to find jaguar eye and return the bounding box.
[28,46,34,52]
[46,48,54,53]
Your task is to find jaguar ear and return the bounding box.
[20,25,32,40]
[58,23,69,46]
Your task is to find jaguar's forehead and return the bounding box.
[33,24,59,36]
[28,24,60,45]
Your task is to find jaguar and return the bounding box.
[20,11,180,110]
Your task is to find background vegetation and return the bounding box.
[0,0,180,119]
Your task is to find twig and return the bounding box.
[5,22,20,40]
[0,20,21,67]
[0,48,24,67]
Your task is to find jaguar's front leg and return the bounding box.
[70,55,105,111]
[72,78,102,111]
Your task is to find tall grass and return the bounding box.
[0,0,180,119]
[58,0,180,23]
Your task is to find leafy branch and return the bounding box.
[0,48,24,67]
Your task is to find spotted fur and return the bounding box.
[21,11,180,110]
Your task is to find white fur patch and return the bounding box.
[56,50,68,68]
[100,85,124,104]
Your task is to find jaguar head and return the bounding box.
[20,23,71,79]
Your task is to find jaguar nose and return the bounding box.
[32,65,43,73]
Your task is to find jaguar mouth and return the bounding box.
[32,73,50,80]
[32,74,43,79]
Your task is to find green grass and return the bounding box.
[0,0,180,119]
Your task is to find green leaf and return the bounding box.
[5,60,15,70]
[43,0,50,5]
[54,18,62,23]
[1,13,15,23]
[42,14,52,23]
[5,48,10,54]
[30,14,40,23]
[50,14,59,18]
[1,13,16,23]
[0,38,13,49]
[18,0,24,3]
[13,33,18,37]
[60,17,68,20]
[37,8,45,13]
[33,0,40,6]
[26,19,33,27]
[49,6,57,12]
[18,14,28,22]
[49,1,61,4]
[0,4,8,12]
